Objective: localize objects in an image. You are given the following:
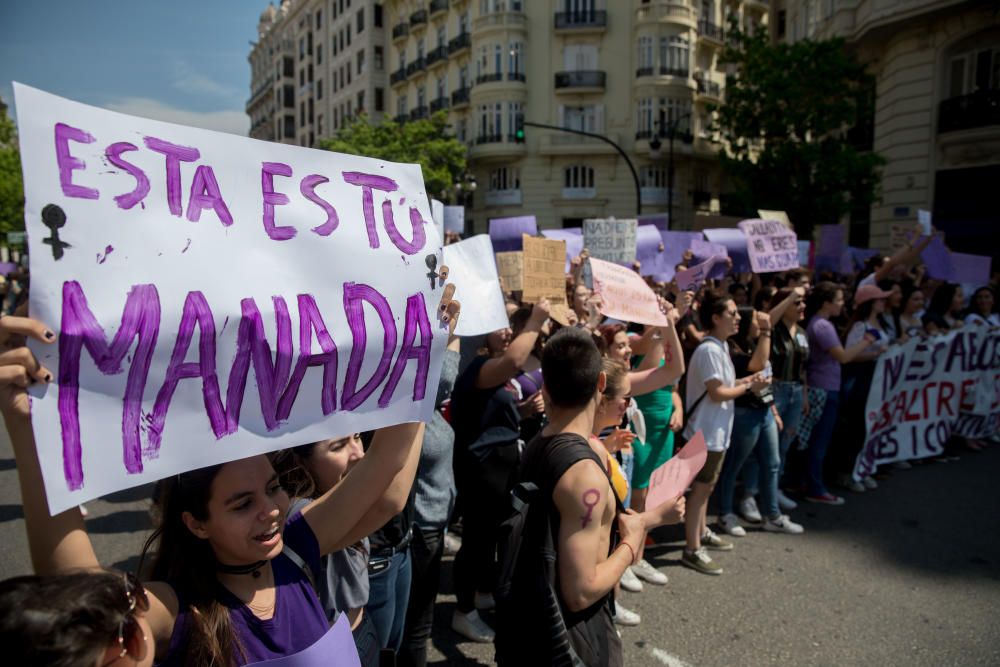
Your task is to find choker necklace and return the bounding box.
[217,560,268,578]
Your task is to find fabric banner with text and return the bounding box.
[15,84,448,513]
[854,327,1000,480]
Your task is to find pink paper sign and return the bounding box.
[738,219,800,273]
[645,431,707,511]
[589,257,668,326]
[675,256,725,292]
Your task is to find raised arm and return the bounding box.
[475,299,550,389]
[553,460,645,613]
[876,229,934,282]
[630,313,685,395]
[746,312,772,374]
[769,286,806,328]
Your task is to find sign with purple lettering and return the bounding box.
[15,84,448,514]
[737,219,799,273]
[488,215,537,252]
[702,228,750,273]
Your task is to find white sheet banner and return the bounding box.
[441,235,509,337]
[855,327,1000,479]
[15,83,447,513]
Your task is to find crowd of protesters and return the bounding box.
[1,225,998,667]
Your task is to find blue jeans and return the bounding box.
[718,406,780,519]
[743,382,804,495]
[366,546,412,652]
[806,389,841,496]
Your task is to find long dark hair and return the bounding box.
[140,465,246,666]
[805,281,841,323]
[0,570,137,667]
[729,306,756,354]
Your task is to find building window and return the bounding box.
[659,97,692,131]
[507,101,523,139]
[357,8,365,33]
[637,98,653,134]
[661,35,689,75]
[437,25,447,48]
[436,75,447,99]
[357,91,365,113]
[564,44,597,71]
[638,36,654,70]
[316,8,322,28]
[332,35,338,56]
[317,113,323,136]
[375,46,384,70]
[478,103,503,139]
[457,118,467,142]
[417,86,426,108]
[490,167,520,192]
[375,87,384,111]
[397,95,407,118]
[509,41,524,78]
[562,104,602,133]
[316,44,323,65]
[317,78,323,100]
[564,165,596,199]
[641,166,668,188]
[374,4,383,27]
[357,49,365,75]
[494,43,503,75]
[460,11,470,34]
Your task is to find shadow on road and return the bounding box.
[86,509,152,534]
[0,504,24,523]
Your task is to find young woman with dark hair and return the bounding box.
[965,286,999,327]
[0,292,456,665]
[895,282,926,342]
[923,283,965,334]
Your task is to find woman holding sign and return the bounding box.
[0,287,459,666]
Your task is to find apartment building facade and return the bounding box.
[384,0,768,233]
[774,0,999,260]
[248,0,388,147]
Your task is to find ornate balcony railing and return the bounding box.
[938,89,1000,134]
[554,70,606,89]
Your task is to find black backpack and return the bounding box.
[494,434,623,667]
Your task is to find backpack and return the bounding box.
[494,434,624,667]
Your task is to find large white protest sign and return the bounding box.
[15,84,448,513]
[854,327,1000,480]
[738,219,799,273]
[583,218,638,264]
[441,235,509,337]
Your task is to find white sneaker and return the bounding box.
[631,559,668,585]
[451,610,495,643]
[619,566,644,593]
[862,476,878,490]
[719,513,746,537]
[738,495,762,523]
[474,592,495,611]
[763,514,804,535]
[443,532,462,555]
[614,602,641,626]
[777,490,798,511]
[838,474,866,493]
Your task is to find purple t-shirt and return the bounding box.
[160,512,329,666]
[805,316,843,391]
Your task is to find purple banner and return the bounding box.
[489,215,537,252]
[848,247,880,271]
[0,262,19,276]
[648,231,702,281]
[638,213,671,231]
[703,228,750,274]
[920,235,955,281]
[541,227,584,272]
[636,224,664,274]
[950,252,992,286]
[676,256,726,292]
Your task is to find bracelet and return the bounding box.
[617,541,636,565]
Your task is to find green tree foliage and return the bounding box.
[0,108,24,234]
[319,112,466,202]
[714,26,884,236]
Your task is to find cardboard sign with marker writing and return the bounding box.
[495,251,523,292]
[521,234,570,324]
[583,218,638,264]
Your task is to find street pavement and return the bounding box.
[2,428,999,666]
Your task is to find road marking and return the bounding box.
[647,645,693,667]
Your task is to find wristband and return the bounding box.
[617,541,637,565]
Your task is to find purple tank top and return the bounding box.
[159,512,329,666]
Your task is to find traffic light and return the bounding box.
[514,113,525,142]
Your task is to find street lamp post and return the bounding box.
[648,111,692,229]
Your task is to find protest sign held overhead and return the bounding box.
[541,227,584,272]
[702,228,750,274]
[757,209,793,230]
[650,230,702,281]
[442,235,509,337]
[15,83,448,514]
[489,215,537,252]
[443,205,465,233]
[589,257,668,327]
[738,218,799,273]
[676,256,725,292]
[521,234,571,324]
[495,251,524,292]
[583,218,638,264]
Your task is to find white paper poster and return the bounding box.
[15,83,448,513]
[441,235,510,337]
[443,206,465,233]
[431,198,445,237]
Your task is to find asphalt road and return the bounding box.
[2,428,999,666]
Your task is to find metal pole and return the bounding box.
[523,120,642,216]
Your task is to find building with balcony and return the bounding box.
[774,0,999,261]
[381,0,765,232]
[247,0,387,147]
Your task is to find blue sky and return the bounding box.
[1,1,264,134]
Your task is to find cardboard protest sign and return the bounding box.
[443,205,464,233]
[645,431,707,511]
[589,257,667,326]
[495,251,524,292]
[541,227,584,272]
[738,219,799,273]
[675,256,724,292]
[651,231,702,281]
[920,235,955,281]
[855,328,1000,480]
[521,234,570,324]
[757,209,793,230]
[635,224,664,275]
[442,235,509,337]
[583,218,638,264]
[16,83,447,513]
[702,228,750,273]
[489,215,537,252]
[638,212,670,231]
[950,252,992,287]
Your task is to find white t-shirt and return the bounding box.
[684,336,736,453]
[846,320,889,356]
[965,312,1000,327]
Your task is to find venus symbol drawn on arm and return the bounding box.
[581,488,601,529]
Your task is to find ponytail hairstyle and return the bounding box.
[601,357,629,400]
[141,465,246,667]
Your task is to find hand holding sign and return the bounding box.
[644,431,706,526]
[0,309,57,420]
